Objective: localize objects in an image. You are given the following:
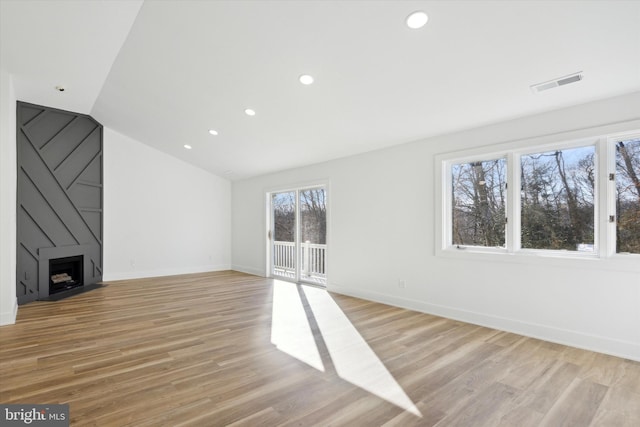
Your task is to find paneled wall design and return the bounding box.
[16,102,103,304]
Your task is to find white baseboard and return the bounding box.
[102,264,232,281]
[0,296,17,326]
[328,284,640,362]
[231,264,265,277]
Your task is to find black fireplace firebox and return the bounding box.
[49,255,84,295]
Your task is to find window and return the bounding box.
[439,129,640,259]
[452,158,506,248]
[520,146,595,252]
[615,138,640,254]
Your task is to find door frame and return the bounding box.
[266,182,329,286]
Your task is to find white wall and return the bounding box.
[232,92,640,361]
[104,128,231,280]
[0,68,17,325]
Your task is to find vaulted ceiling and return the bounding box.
[2,1,639,180]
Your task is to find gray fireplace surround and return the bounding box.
[16,101,104,304]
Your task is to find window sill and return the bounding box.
[437,246,640,273]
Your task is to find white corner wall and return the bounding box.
[232,92,640,361]
[104,128,231,280]
[0,68,17,325]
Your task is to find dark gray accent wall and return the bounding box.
[16,102,103,304]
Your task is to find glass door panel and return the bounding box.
[299,188,326,285]
[271,191,296,280]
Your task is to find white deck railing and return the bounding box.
[273,241,326,284]
[273,241,296,270]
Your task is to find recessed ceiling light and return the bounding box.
[208,129,218,136]
[406,11,428,29]
[184,144,192,150]
[55,85,65,92]
[299,74,314,85]
[245,108,256,116]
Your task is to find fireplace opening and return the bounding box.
[49,255,83,295]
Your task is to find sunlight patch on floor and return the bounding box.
[303,285,422,417]
[270,280,421,417]
[270,280,324,371]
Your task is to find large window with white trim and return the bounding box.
[440,131,640,258]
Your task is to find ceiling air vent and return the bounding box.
[530,72,583,93]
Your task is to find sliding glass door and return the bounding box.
[270,186,326,285]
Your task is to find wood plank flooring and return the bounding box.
[1,271,639,426]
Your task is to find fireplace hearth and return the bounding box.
[49,255,83,295]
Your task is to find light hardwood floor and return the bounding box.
[1,271,639,426]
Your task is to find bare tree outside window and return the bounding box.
[273,192,296,242]
[520,146,595,251]
[272,189,326,244]
[452,158,506,247]
[300,188,326,245]
[615,138,640,254]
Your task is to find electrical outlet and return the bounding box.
[130,259,135,268]
[398,280,406,289]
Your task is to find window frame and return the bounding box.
[515,137,600,258]
[447,152,509,252]
[436,126,640,266]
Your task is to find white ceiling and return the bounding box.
[0,0,143,114]
[2,1,639,180]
